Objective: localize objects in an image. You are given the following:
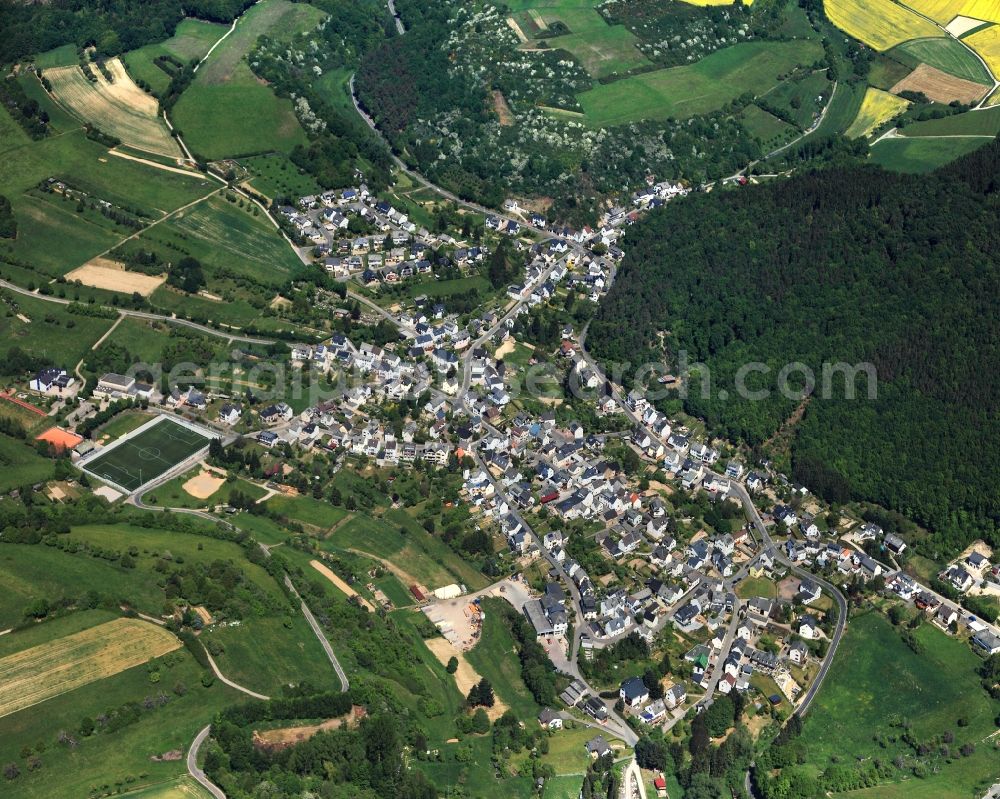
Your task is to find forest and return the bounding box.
[589,138,1000,556]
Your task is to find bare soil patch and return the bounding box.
[493,90,514,126]
[310,559,376,611]
[66,261,165,296]
[891,63,988,104]
[253,706,367,751]
[182,467,226,499]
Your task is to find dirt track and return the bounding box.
[423,636,508,719]
[310,560,376,611]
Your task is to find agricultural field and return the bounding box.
[33,44,79,69]
[122,18,229,96]
[0,98,214,281]
[801,612,1000,799]
[118,777,214,799]
[0,611,239,799]
[546,25,652,79]
[46,59,181,158]
[172,0,326,160]
[965,23,1000,75]
[892,36,994,85]
[901,102,1000,134]
[575,40,823,127]
[890,63,990,103]
[845,88,910,137]
[80,415,214,493]
[870,134,990,170]
[127,193,300,287]
[0,617,180,719]
[824,0,942,51]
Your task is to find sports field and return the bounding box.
[81,416,215,493]
[0,617,180,719]
[575,40,823,126]
[824,0,942,51]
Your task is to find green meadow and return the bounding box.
[172,0,326,160]
[575,40,823,127]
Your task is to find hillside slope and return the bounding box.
[590,138,1000,553]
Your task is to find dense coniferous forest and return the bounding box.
[589,139,1000,555]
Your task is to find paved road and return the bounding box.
[187,725,226,799]
[577,323,848,716]
[206,651,271,700]
[468,444,638,746]
[284,575,350,692]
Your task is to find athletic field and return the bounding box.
[82,416,214,493]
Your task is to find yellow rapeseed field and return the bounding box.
[845,88,911,138]
[965,24,1000,76]
[0,618,181,718]
[901,0,963,24]
[959,0,1000,23]
[825,0,943,50]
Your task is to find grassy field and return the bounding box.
[902,104,1000,135]
[965,23,1000,76]
[264,494,349,530]
[735,576,777,599]
[82,416,213,492]
[129,193,300,286]
[0,542,168,627]
[46,59,181,157]
[575,40,823,127]
[870,134,989,171]
[96,410,159,441]
[172,0,325,159]
[548,25,652,79]
[465,598,541,719]
[118,777,214,799]
[0,621,239,799]
[147,469,266,509]
[70,522,283,595]
[406,275,492,299]
[801,612,1000,798]
[323,510,489,591]
[0,292,116,364]
[33,44,79,69]
[893,36,994,84]
[760,70,832,128]
[122,19,228,96]
[824,0,942,51]
[0,97,214,280]
[0,617,180,718]
[845,88,910,138]
[201,614,338,695]
[242,153,323,201]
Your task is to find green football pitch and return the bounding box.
[82,416,214,493]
